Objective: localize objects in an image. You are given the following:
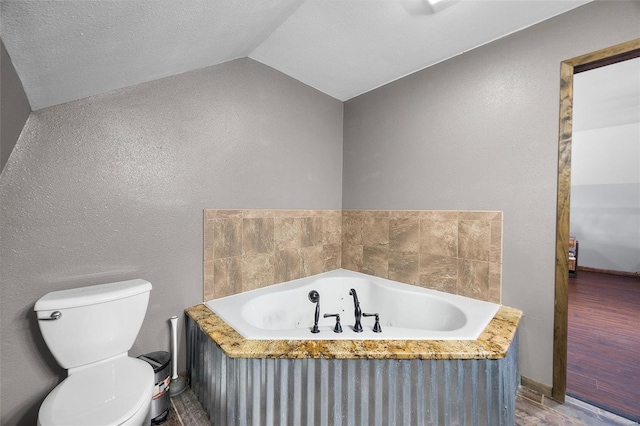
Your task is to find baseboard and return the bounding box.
[520,376,553,399]
[577,266,640,279]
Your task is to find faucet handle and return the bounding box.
[323,313,343,333]
[362,312,382,333]
[309,290,321,333]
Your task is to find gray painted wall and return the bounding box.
[1,38,31,172]
[571,183,640,272]
[343,1,640,387]
[0,58,343,425]
[2,3,639,423]
[571,122,640,273]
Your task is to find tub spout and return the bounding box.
[349,289,363,332]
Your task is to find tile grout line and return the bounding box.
[170,398,186,426]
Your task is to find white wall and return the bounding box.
[571,122,640,272]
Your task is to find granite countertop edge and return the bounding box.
[185,304,522,361]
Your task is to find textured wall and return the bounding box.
[0,58,343,425]
[2,3,639,422]
[1,39,31,172]
[342,1,640,386]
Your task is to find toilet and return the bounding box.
[34,279,155,426]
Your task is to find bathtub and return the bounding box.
[189,270,521,425]
[206,269,499,341]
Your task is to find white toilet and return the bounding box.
[34,279,155,426]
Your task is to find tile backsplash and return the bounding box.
[204,209,342,300]
[342,210,502,303]
[204,209,502,303]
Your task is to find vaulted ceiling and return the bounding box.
[2,0,593,111]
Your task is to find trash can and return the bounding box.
[138,351,171,424]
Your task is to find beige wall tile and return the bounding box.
[490,220,502,264]
[203,209,502,303]
[274,217,302,250]
[389,217,419,252]
[420,218,458,257]
[241,253,274,291]
[362,246,388,278]
[275,248,302,283]
[204,260,214,301]
[213,210,243,218]
[204,209,217,220]
[302,216,323,247]
[489,262,501,304]
[274,209,305,218]
[369,210,391,218]
[420,211,458,221]
[362,215,389,247]
[275,209,323,218]
[214,256,242,298]
[302,209,324,217]
[243,209,275,218]
[388,252,419,285]
[242,217,274,255]
[419,254,457,293]
[214,217,243,259]
[457,259,489,301]
[204,217,214,261]
[300,245,324,277]
[459,211,501,221]
[323,244,341,272]
[458,220,490,261]
[273,209,297,217]
[342,210,363,245]
[322,212,342,245]
[390,210,421,219]
[342,243,363,272]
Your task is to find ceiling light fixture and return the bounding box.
[425,0,455,13]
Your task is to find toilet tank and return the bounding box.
[35,279,152,370]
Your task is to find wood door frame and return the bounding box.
[553,38,640,402]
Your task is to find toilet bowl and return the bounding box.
[35,279,154,426]
[37,356,153,426]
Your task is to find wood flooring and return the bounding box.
[567,271,640,422]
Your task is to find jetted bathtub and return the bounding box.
[190,269,521,425]
[205,269,499,341]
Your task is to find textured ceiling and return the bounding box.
[1,0,592,111]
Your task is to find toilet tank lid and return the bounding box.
[35,279,152,312]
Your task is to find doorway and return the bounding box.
[553,38,640,408]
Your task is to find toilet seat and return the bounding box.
[38,357,154,426]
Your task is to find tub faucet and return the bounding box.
[349,289,363,332]
[363,312,382,333]
[308,290,320,333]
[323,313,343,333]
